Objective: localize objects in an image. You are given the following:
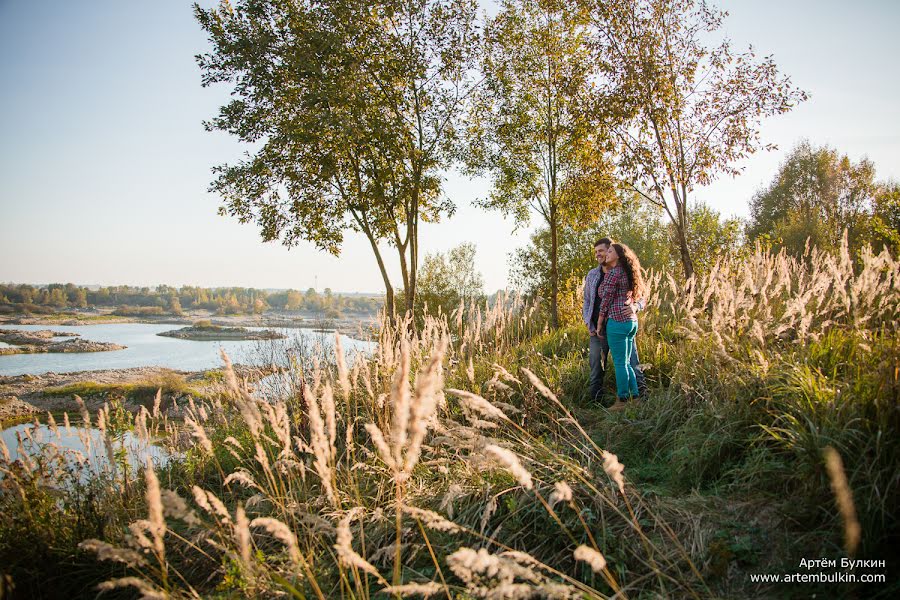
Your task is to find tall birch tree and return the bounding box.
[465,0,616,328]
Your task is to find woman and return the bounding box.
[595,243,646,411]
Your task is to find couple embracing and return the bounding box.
[582,238,648,412]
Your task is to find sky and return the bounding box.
[1,0,898,293]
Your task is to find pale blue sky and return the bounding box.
[1,0,898,292]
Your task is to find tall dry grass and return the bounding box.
[1,293,705,599]
[1,239,897,598]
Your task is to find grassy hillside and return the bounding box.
[1,243,897,599]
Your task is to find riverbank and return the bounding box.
[0,364,276,423]
[0,328,125,355]
[0,309,377,339]
[157,324,286,341]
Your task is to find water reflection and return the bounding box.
[1,423,169,482]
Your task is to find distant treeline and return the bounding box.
[0,283,383,317]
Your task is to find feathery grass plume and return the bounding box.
[251,517,301,564]
[74,395,90,428]
[129,520,154,550]
[235,504,253,575]
[135,407,148,441]
[573,545,607,573]
[303,384,337,503]
[823,446,861,556]
[380,582,443,598]
[446,547,540,596]
[321,382,337,460]
[335,332,350,398]
[484,444,533,489]
[96,577,166,599]
[224,469,262,491]
[402,338,448,475]
[47,412,59,438]
[601,450,625,494]
[391,338,412,466]
[492,363,522,384]
[548,481,573,507]
[272,401,292,457]
[402,505,462,533]
[334,513,385,581]
[364,423,398,471]
[185,415,213,455]
[79,539,148,568]
[63,411,71,433]
[521,367,558,403]
[161,489,202,527]
[224,436,244,450]
[466,356,475,385]
[192,485,213,516]
[254,441,271,473]
[152,388,162,418]
[0,437,9,463]
[447,389,509,422]
[143,458,166,561]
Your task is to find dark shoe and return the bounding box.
[608,400,627,413]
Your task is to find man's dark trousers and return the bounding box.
[588,331,646,402]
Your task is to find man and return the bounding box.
[583,237,647,404]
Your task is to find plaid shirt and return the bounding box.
[582,266,604,333]
[595,266,637,325]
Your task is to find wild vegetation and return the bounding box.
[0,284,382,318]
[1,242,896,599]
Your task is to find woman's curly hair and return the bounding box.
[611,243,647,300]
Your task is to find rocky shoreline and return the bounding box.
[0,329,125,355]
[157,325,286,341]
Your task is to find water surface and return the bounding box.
[0,323,373,376]
[2,422,169,481]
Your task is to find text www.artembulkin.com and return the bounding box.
[750,558,888,584]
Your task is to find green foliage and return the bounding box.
[747,140,895,256]
[466,0,616,326]
[44,371,203,405]
[511,197,746,325]
[0,283,383,316]
[590,0,807,278]
[413,242,486,319]
[195,0,479,314]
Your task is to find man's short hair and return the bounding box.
[595,237,613,248]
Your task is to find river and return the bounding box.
[0,323,374,376]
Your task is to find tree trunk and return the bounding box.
[358,218,396,318]
[675,222,694,281]
[549,207,559,329]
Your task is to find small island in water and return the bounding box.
[157,321,286,341]
[0,329,125,355]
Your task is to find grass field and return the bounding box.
[1,243,897,599]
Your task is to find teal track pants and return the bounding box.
[607,318,639,399]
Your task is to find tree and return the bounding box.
[195,0,478,317]
[512,195,744,323]
[465,0,617,328]
[681,202,744,275]
[870,181,900,254]
[747,141,886,255]
[415,242,485,318]
[511,195,668,325]
[588,0,807,279]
